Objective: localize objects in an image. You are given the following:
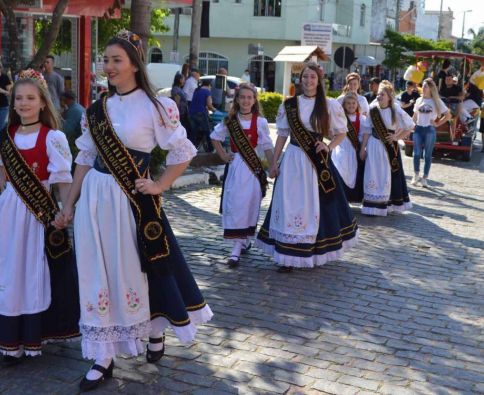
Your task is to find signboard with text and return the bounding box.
[301,23,332,56]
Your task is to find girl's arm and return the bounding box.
[0,165,6,190]
[212,139,233,163]
[433,111,451,127]
[359,133,370,160]
[328,133,346,151]
[264,149,274,170]
[269,135,288,178]
[56,183,71,207]
[206,96,216,112]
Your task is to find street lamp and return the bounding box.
[461,10,472,39]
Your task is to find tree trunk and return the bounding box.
[0,0,22,75]
[189,0,202,69]
[130,0,151,63]
[27,0,69,70]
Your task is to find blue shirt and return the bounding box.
[189,88,211,115]
[62,102,85,142]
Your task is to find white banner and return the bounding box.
[301,23,333,55]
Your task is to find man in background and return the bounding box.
[61,90,85,151]
[211,67,228,111]
[183,68,200,106]
[365,77,380,104]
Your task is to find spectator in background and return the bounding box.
[364,77,380,104]
[61,90,85,150]
[399,80,420,116]
[240,69,251,83]
[0,63,12,130]
[171,73,192,143]
[189,79,216,152]
[211,67,228,111]
[43,55,64,111]
[183,68,200,105]
[181,63,190,79]
[437,59,451,90]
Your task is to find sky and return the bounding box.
[425,0,483,39]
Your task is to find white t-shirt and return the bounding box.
[183,76,198,101]
[413,97,449,127]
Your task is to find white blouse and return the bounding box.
[0,129,73,185]
[362,103,415,133]
[75,90,196,167]
[276,96,348,138]
[337,93,370,116]
[211,115,274,151]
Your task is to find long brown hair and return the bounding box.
[225,83,261,125]
[8,78,60,130]
[378,80,397,124]
[300,62,330,137]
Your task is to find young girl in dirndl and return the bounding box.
[54,32,213,391]
[0,70,79,366]
[256,62,358,273]
[337,72,370,116]
[332,92,369,203]
[361,81,415,216]
[211,83,274,268]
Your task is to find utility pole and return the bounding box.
[189,0,202,69]
[173,8,180,52]
[437,0,444,40]
[395,0,401,32]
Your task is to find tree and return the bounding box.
[0,0,69,74]
[130,0,151,58]
[467,27,484,55]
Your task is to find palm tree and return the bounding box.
[467,27,484,55]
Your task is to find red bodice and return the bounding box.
[9,124,50,181]
[351,112,361,136]
[230,114,258,153]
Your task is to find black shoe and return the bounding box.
[241,241,252,254]
[277,266,293,273]
[227,256,240,268]
[146,335,165,363]
[79,360,114,392]
[1,354,25,367]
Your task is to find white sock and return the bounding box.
[10,348,24,358]
[86,358,112,380]
[230,241,243,259]
[148,330,165,352]
[244,237,251,248]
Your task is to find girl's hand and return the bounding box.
[385,134,396,144]
[52,205,73,229]
[222,152,234,163]
[359,148,367,161]
[135,178,163,195]
[315,140,330,154]
[269,164,279,179]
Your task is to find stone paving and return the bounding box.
[1,142,484,395]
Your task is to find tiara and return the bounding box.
[18,69,48,90]
[116,29,143,59]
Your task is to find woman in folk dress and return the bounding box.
[332,92,370,203]
[0,70,79,366]
[256,62,358,273]
[337,72,370,116]
[54,31,212,391]
[361,81,415,216]
[211,83,274,268]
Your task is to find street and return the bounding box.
[1,146,483,395]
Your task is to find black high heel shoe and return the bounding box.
[241,241,252,254]
[79,359,114,392]
[146,334,165,363]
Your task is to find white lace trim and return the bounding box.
[388,201,412,213]
[361,206,388,216]
[80,320,151,342]
[0,336,80,357]
[48,170,73,185]
[269,228,316,244]
[256,229,359,268]
[166,139,197,165]
[81,338,145,360]
[75,150,97,166]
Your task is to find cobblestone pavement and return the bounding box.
[1,143,484,395]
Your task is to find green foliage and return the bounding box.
[34,18,72,55]
[150,146,168,176]
[383,29,454,70]
[326,90,340,98]
[468,27,484,55]
[259,92,283,122]
[98,9,169,50]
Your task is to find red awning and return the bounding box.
[15,0,121,18]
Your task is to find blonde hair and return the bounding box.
[378,80,397,124]
[422,78,443,115]
[342,72,361,94]
[225,83,261,125]
[342,92,361,114]
[8,78,60,130]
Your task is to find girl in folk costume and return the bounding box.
[256,62,359,273]
[411,78,451,187]
[0,70,79,366]
[337,73,370,116]
[54,31,213,391]
[332,92,370,203]
[211,83,274,268]
[361,80,415,216]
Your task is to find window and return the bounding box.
[149,48,163,63]
[254,0,282,17]
[185,52,229,75]
[360,4,366,27]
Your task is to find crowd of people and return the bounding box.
[0,28,483,392]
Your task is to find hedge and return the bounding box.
[259,92,284,122]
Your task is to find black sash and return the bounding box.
[370,107,399,173]
[86,97,171,273]
[0,126,71,262]
[284,96,336,194]
[346,115,359,151]
[226,116,268,197]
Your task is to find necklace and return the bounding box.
[116,86,138,100]
[303,93,317,98]
[239,111,252,116]
[20,120,40,131]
